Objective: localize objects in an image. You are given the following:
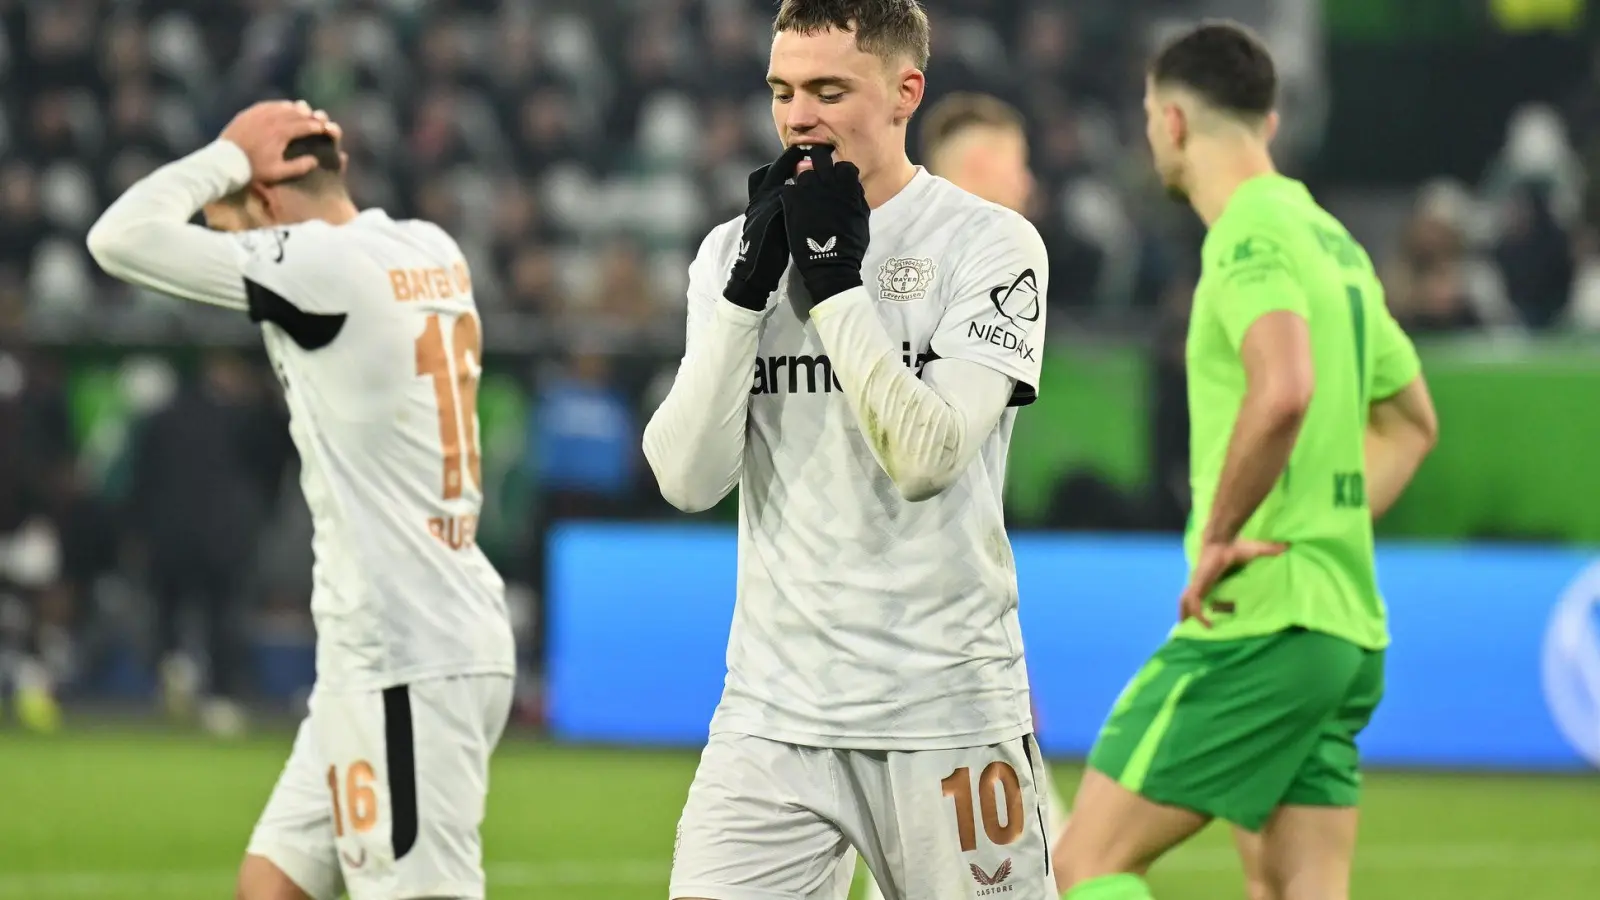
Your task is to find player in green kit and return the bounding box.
[1052,21,1440,900]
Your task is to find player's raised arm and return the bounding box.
[1364,308,1438,519]
[87,101,331,310]
[781,148,1044,501]
[643,147,806,512]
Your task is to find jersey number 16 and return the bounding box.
[415,311,483,500]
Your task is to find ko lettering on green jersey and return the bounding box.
[1181,175,1423,651]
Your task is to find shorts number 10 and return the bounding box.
[940,762,1025,853]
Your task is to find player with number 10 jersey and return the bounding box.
[87,101,514,900]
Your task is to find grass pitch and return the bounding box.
[0,730,1596,899]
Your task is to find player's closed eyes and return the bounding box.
[772,93,845,104]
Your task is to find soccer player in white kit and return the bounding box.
[644,3,1055,898]
[86,101,516,900]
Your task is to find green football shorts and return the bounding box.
[1087,626,1384,831]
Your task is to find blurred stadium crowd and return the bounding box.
[0,0,1597,727]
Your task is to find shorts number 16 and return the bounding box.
[940,762,1025,853]
[328,761,378,837]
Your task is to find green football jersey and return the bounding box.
[1177,174,1421,650]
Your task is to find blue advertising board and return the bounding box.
[547,524,1600,771]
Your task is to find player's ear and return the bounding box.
[1166,102,1189,152]
[892,66,925,126]
[247,182,277,227]
[1262,110,1281,145]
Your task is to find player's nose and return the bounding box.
[782,97,824,134]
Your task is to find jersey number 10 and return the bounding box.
[415,311,483,500]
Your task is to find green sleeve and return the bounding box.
[1208,232,1310,349]
[1370,304,1422,400]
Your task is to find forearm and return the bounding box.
[87,140,252,310]
[1202,390,1307,542]
[1364,427,1430,520]
[642,302,764,512]
[811,287,1008,501]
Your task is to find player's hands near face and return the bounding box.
[220,100,337,184]
[780,144,870,305]
[1178,539,1286,628]
[725,144,808,311]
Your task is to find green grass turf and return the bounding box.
[0,730,1597,899]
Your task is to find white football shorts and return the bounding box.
[669,731,1055,900]
[246,674,514,900]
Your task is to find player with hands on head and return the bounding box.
[1052,22,1438,900]
[644,2,1056,899]
[88,98,517,900]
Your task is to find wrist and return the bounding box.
[723,283,770,311]
[802,267,862,305]
[808,284,870,321]
[710,295,769,328]
[204,140,254,193]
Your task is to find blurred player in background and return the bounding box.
[644,0,1057,897]
[88,100,516,900]
[919,92,1035,213]
[1052,22,1439,900]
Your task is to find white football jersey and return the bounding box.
[693,169,1049,749]
[236,210,515,690]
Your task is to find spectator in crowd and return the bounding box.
[0,283,78,731]
[125,351,288,735]
[1383,203,1489,334]
[1382,179,1531,334]
[1494,181,1577,329]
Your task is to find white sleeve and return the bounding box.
[86,140,257,311]
[642,225,763,513]
[928,209,1049,406]
[810,287,1015,502]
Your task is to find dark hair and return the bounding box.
[1148,20,1277,119]
[919,92,1024,163]
[278,133,344,193]
[774,0,931,70]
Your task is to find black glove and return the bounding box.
[724,145,808,310]
[780,145,870,305]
